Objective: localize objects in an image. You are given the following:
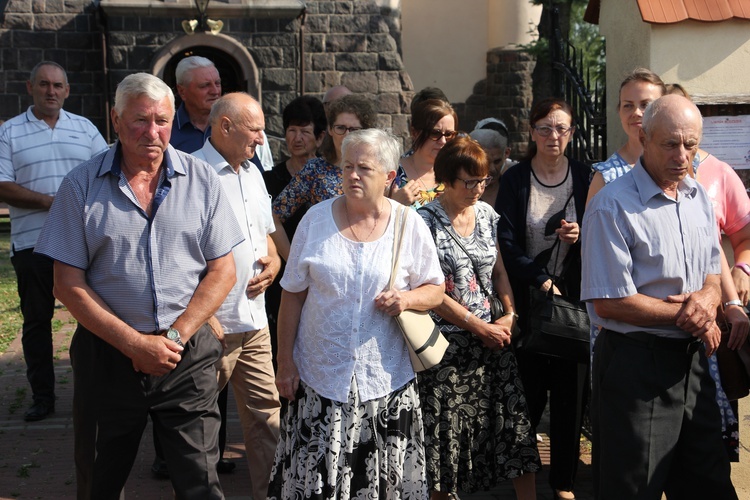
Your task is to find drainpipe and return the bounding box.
[95,7,111,143]
[298,7,307,95]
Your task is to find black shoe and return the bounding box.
[24,401,55,422]
[151,457,170,479]
[217,458,236,474]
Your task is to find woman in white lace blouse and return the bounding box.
[268,128,445,499]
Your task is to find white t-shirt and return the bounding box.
[281,197,444,403]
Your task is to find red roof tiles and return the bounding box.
[585,0,750,24]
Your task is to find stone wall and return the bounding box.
[0,0,106,130]
[0,0,416,151]
[453,48,536,160]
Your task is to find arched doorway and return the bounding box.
[151,33,261,106]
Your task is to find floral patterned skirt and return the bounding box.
[418,329,541,494]
[267,377,428,499]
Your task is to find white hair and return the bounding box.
[175,56,215,86]
[341,128,402,174]
[114,73,175,115]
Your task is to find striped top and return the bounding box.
[0,107,108,254]
[35,143,245,332]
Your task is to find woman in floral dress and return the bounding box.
[418,136,540,500]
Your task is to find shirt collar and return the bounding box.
[98,142,182,178]
[200,138,252,175]
[633,158,698,204]
[175,103,193,130]
[25,106,69,125]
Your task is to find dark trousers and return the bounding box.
[70,324,224,500]
[11,248,56,404]
[515,349,588,491]
[592,329,737,500]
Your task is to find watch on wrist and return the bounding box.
[735,262,750,277]
[165,327,184,348]
[724,299,744,308]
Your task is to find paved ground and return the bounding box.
[1,305,749,499]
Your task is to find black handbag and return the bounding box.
[517,193,590,363]
[421,206,504,322]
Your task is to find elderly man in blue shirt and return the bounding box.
[581,94,737,499]
[35,73,243,499]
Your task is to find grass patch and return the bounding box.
[0,233,22,355]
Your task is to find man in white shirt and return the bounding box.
[193,92,281,500]
[0,61,107,421]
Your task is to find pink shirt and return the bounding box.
[696,153,750,237]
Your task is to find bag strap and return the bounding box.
[421,205,494,299]
[545,190,576,288]
[388,204,410,290]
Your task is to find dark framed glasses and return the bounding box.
[428,129,458,141]
[332,125,363,135]
[458,176,493,190]
[532,125,573,137]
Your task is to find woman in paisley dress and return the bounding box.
[418,136,540,500]
[271,94,377,259]
[268,128,445,499]
[389,98,457,208]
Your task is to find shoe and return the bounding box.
[24,401,55,422]
[151,457,170,479]
[217,458,236,474]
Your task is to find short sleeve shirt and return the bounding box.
[280,197,444,403]
[193,139,275,333]
[592,151,632,185]
[272,156,342,223]
[581,161,721,338]
[695,153,750,237]
[34,143,245,332]
[0,107,108,254]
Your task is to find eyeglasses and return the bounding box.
[428,129,458,141]
[458,176,493,190]
[331,125,362,135]
[533,125,573,137]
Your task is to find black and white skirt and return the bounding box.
[267,377,428,499]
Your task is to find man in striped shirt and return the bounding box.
[0,61,107,422]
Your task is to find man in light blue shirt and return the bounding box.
[581,95,736,499]
[0,61,107,422]
[35,73,243,499]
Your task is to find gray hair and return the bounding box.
[470,129,508,151]
[641,94,702,140]
[114,73,175,115]
[30,61,68,85]
[341,128,402,174]
[176,56,215,86]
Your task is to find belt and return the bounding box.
[603,329,702,354]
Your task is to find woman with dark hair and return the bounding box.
[389,98,457,208]
[418,136,540,500]
[271,94,377,259]
[496,98,591,500]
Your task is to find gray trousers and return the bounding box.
[591,329,736,500]
[70,324,224,500]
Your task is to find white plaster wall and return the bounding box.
[401,0,541,104]
[651,20,750,103]
[598,0,653,154]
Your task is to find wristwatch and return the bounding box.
[164,327,184,348]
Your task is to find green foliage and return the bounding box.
[521,0,606,86]
[0,233,22,355]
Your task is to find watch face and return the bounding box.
[167,329,180,342]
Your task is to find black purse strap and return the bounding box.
[543,191,576,290]
[421,205,494,299]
